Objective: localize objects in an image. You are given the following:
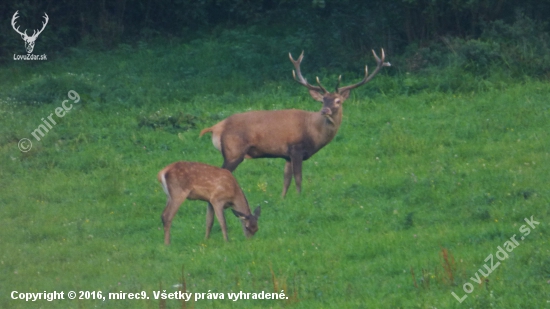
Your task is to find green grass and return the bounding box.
[0,40,549,309]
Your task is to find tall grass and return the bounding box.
[0,34,548,308]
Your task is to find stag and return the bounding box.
[11,11,49,54]
[158,161,261,245]
[200,49,390,197]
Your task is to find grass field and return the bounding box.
[0,40,549,308]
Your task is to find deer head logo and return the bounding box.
[11,11,49,54]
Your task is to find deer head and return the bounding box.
[11,11,49,54]
[289,49,391,123]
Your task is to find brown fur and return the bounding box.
[201,102,343,197]
[158,161,261,245]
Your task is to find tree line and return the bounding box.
[2,0,550,75]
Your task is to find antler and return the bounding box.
[289,52,328,94]
[336,49,391,94]
[30,13,49,39]
[11,11,49,39]
[11,11,26,37]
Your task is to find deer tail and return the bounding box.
[157,169,171,199]
[199,126,213,137]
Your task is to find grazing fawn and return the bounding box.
[158,161,261,245]
[200,49,390,197]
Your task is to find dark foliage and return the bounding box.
[2,0,550,77]
[138,111,198,133]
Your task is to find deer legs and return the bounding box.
[222,156,244,172]
[161,189,190,245]
[213,201,230,241]
[205,201,230,241]
[282,161,292,197]
[205,202,215,239]
[292,155,303,195]
[282,151,304,198]
[220,138,247,172]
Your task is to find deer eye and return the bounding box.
[335,99,341,105]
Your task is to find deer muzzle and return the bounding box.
[321,107,332,116]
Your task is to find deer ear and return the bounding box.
[232,209,247,220]
[308,90,324,102]
[339,89,351,100]
[253,206,261,217]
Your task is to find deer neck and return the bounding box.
[324,107,343,128]
[310,106,343,147]
[234,190,251,215]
